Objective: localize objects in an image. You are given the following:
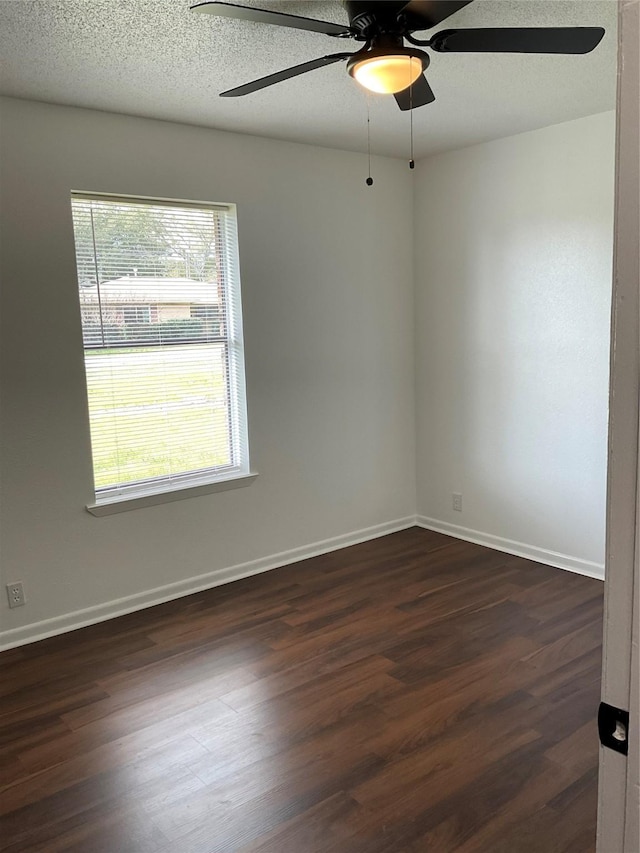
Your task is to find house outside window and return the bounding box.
[71,193,250,507]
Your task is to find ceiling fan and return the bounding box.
[191,0,605,111]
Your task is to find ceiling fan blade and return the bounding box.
[191,2,353,36]
[394,74,436,110]
[220,53,353,97]
[430,27,605,54]
[400,1,473,31]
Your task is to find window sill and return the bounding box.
[86,472,258,516]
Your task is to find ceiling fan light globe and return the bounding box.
[352,55,423,94]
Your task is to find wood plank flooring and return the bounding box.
[0,528,604,852]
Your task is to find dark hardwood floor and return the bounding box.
[0,528,604,852]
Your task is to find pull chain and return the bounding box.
[409,58,415,170]
[366,93,373,186]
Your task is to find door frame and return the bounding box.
[597,2,639,850]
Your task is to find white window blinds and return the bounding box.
[71,193,249,504]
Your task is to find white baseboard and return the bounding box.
[1,514,604,651]
[0,516,416,651]
[416,515,605,581]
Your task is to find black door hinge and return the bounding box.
[598,702,629,756]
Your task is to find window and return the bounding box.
[191,304,222,337]
[122,305,152,325]
[71,193,250,508]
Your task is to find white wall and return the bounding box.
[0,99,616,649]
[414,111,616,574]
[0,97,416,647]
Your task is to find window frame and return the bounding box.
[71,191,255,514]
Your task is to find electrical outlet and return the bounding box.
[6,582,26,609]
[452,493,463,512]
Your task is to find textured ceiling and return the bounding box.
[0,0,617,158]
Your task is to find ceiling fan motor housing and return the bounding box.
[343,1,410,41]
